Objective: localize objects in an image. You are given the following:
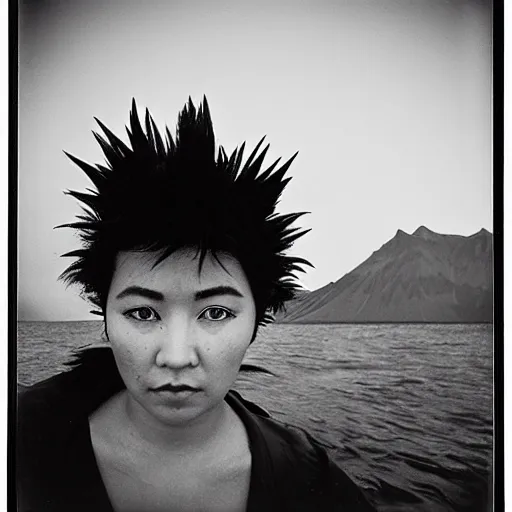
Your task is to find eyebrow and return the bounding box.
[115,285,244,302]
[115,286,164,301]
[194,286,244,301]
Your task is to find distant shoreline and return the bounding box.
[17,319,493,325]
[277,321,492,325]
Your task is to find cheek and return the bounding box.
[209,323,252,369]
[107,320,151,381]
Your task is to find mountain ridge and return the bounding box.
[278,227,492,323]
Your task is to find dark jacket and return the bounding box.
[17,347,376,511]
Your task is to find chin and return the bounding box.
[154,409,212,429]
[149,398,222,426]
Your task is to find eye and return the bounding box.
[124,307,160,322]
[200,307,235,322]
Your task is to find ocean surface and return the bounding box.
[17,321,493,511]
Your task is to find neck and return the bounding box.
[120,391,232,457]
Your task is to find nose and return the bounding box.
[155,314,199,369]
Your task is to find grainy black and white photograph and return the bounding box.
[16,1,493,511]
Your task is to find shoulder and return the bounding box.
[17,348,124,511]
[18,348,124,447]
[18,369,80,438]
[18,347,123,422]
[227,391,376,511]
[17,347,123,457]
[17,366,95,469]
[17,371,83,511]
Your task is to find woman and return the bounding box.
[17,98,376,511]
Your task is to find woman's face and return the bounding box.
[105,248,256,427]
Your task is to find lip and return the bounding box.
[150,383,200,393]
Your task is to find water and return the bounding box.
[17,321,493,511]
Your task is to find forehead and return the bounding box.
[109,248,250,293]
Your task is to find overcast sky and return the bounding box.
[18,0,492,321]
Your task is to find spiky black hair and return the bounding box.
[58,96,312,327]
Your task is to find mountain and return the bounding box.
[279,227,492,323]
